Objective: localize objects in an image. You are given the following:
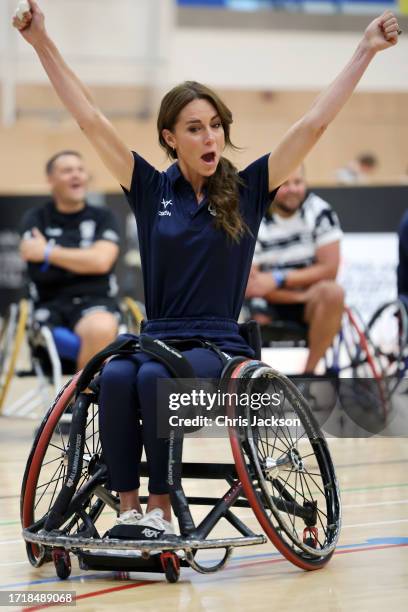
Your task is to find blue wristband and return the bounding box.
[40,241,54,272]
[272,270,287,289]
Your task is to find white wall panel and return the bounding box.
[4,1,408,90]
[170,28,408,91]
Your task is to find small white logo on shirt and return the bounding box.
[158,198,173,216]
[79,220,96,240]
[45,227,63,237]
[102,229,119,242]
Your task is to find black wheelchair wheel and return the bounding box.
[228,360,341,571]
[20,375,107,567]
[331,307,391,424]
[367,299,408,396]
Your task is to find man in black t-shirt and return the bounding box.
[20,150,121,369]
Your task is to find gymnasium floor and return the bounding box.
[0,380,407,612]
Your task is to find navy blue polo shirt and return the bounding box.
[122,152,276,323]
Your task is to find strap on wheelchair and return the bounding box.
[139,335,196,379]
[75,335,139,395]
[238,320,262,360]
[75,334,231,395]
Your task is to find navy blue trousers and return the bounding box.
[98,346,226,494]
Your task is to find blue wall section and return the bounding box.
[177,0,397,10]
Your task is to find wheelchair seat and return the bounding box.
[28,324,78,378]
[260,320,308,347]
[28,326,80,384]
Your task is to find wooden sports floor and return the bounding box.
[0,379,407,612]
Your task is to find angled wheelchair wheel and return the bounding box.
[329,306,391,422]
[367,299,408,395]
[121,297,145,334]
[0,299,29,413]
[228,360,341,571]
[20,374,106,567]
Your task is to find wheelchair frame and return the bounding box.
[21,345,341,583]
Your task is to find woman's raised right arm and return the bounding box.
[13,0,134,190]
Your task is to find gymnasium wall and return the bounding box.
[0,88,407,191]
[1,1,407,188]
[4,1,408,89]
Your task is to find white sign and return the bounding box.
[338,233,398,323]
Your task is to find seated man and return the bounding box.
[246,165,344,374]
[20,150,121,369]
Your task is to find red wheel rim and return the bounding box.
[344,306,388,421]
[22,374,80,560]
[227,361,333,571]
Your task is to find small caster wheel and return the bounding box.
[52,548,71,580]
[303,526,319,549]
[160,552,180,583]
[116,571,129,580]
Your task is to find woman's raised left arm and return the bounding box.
[267,11,401,191]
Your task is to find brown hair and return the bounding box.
[157,81,248,242]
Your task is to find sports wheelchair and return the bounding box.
[0,297,145,417]
[21,324,341,583]
[259,305,391,424]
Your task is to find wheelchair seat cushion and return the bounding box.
[52,327,81,362]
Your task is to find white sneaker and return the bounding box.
[115,509,143,525]
[135,508,176,536]
[98,509,144,554]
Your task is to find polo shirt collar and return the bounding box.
[166,162,183,186]
[166,162,209,201]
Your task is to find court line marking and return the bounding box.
[2,537,408,590]
[1,460,408,500]
[3,508,408,548]
[19,541,408,611]
[335,458,408,469]
[342,482,408,493]
[342,518,408,529]
[342,499,408,509]
[335,457,408,470]
[22,581,158,612]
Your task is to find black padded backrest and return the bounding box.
[238,320,262,360]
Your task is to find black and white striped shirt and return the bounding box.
[254,192,343,272]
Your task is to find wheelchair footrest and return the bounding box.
[22,528,266,554]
